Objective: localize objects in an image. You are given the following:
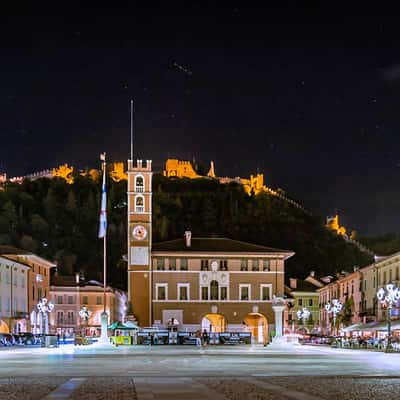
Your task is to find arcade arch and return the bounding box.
[244,313,268,344]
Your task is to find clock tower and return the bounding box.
[127,158,152,327]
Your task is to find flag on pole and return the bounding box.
[98,153,107,238]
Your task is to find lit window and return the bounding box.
[240,259,248,271]
[157,258,165,271]
[252,260,259,271]
[263,260,270,271]
[135,176,144,192]
[169,259,176,271]
[135,195,144,213]
[82,296,88,305]
[180,259,188,271]
[96,296,102,305]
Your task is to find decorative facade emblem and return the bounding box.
[211,305,218,314]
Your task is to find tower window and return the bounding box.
[135,195,144,213]
[135,176,144,192]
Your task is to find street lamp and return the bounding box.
[377,283,400,352]
[325,299,342,336]
[37,298,54,334]
[79,306,92,337]
[297,307,311,326]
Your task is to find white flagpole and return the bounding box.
[98,152,109,344]
[130,99,134,161]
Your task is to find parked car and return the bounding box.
[0,333,15,346]
[19,333,40,345]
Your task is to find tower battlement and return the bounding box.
[128,159,152,171]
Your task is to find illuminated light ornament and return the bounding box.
[377,283,400,352]
[297,307,311,322]
[324,299,342,336]
[37,298,54,335]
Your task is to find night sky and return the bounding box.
[1,6,400,236]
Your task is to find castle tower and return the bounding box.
[127,159,153,327]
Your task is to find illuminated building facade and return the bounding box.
[49,274,127,336]
[128,158,294,343]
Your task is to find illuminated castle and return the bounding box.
[326,215,347,236]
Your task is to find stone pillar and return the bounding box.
[269,296,287,347]
[98,311,110,345]
[272,303,285,338]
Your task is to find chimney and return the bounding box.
[289,278,297,289]
[310,270,315,278]
[184,231,192,247]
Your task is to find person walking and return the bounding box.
[202,329,209,347]
[195,330,202,347]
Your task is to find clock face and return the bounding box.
[132,225,148,241]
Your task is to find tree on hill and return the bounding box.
[0,173,373,289]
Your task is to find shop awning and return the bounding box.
[342,320,400,332]
[341,321,379,332]
[108,321,139,330]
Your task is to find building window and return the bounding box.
[68,296,74,304]
[135,195,144,213]
[57,312,64,324]
[67,311,74,324]
[389,269,393,282]
[260,284,271,300]
[82,296,88,305]
[220,286,228,300]
[298,298,303,306]
[384,271,387,284]
[38,288,42,300]
[168,258,176,271]
[201,259,209,271]
[178,284,189,301]
[156,284,167,300]
[210,280,219,300]
[57,296,63,304]
[180,259,188,271]
[240,284,250,300]
[309,299,313,307]
[13,273,17,287]
[263,260,270,271]
[96,296,102,305]
[240,259,248,271]
[201,286,209,300]
[135,175,144,192]
[157,258,165,271]
[252,260,259,272]
[219,260,228,271]
[396,266,399,281]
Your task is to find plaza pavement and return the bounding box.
[0,344,399,399]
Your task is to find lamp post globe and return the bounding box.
[296,307,311,332]
[36,298,54,335]
[377,283,400,352]
[79,306,92,336]
[325,299,342,336]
